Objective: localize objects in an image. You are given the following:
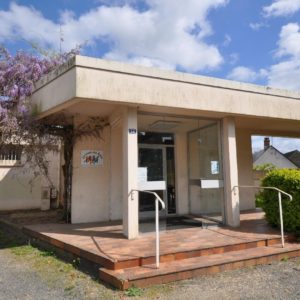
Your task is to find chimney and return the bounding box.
[264,137,270,150]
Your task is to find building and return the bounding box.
[253,137,299,169]
[0,146,61,211]
[30,55,300,239]
[285,150,300,168]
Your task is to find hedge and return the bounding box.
[258,169,300,234]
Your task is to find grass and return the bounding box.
[1,225,300,299]
[280,256,290,262]
[125,286,143,297]
[0,227,175,299]
[0,228,121,299]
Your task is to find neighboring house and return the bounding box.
[284,150,300,168]
[11,55,300,239]
[253,138,299,170]
[0,144,62,211]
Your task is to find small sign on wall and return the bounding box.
[128,128,137,134]
[211,161,220,175]
[138,167,148,183]
[81,150,103,167]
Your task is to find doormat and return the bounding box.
[166,216,202,228]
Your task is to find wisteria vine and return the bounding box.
[0,46,108,221]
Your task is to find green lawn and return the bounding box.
[0,227,175,299]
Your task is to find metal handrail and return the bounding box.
[131,189,166,268]
[233,185,293,248]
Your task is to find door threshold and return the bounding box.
[139,215,220,234]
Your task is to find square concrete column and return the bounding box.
[122,107,139,239]
[222,117,240,227]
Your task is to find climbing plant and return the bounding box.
[0,46,108,221]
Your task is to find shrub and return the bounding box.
[259,169,300,234]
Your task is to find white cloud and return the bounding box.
[275,23,300,58]
[263,0,300,17]
[95,0,137,5]
[0,1,228,72]
[228,53,239,65]
[249,22,267,31]
[227,66,267,83]
[267,23,300,90]
[223,34,231,47]
[268,61,300,90]
[0,3,58,46]
[227,23,300,91]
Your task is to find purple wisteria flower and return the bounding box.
[0,46,80,137]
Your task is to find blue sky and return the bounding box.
[0,0,300,152]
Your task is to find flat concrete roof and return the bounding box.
[35,55,300,101]
[32,55,300,124]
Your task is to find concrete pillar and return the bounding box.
[175,132,189,215]
[222,117,240,227]
[236,128,256,210]
[109,111,123,221]
[122,107,139,239]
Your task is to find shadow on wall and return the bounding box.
[0,150,62,211]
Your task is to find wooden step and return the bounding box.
[99,243,300,290]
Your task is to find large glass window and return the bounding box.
[188,123,224,222]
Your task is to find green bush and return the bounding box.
[258,169,300,234]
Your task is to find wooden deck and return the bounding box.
[23,210,300,289]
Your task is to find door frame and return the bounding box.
[138,143,175,218]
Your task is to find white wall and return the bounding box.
[0,150,61,211]
[71,122,111,223]
[0,165,42,210]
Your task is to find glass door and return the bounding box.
[188,122,224,223]
[138,144,176,218]
[138,145,166,219]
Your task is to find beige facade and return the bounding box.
[0,150,61,211]
[31,55,300,239]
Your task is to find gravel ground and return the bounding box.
[148,259,300,300]
[0,248,70,300]
[1,244,300,300]
[0,222,300,300]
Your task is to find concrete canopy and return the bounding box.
[30,55,300,238]
[32,55,300,130]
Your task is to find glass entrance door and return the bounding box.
[138,144,176,218]
[138,146,165,218]
[188,122,224,223]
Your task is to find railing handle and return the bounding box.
[233,185,292,248]
[131,189,165,268]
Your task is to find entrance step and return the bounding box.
[104,237,283,270]
[138,237,282,267]
[99,243,300,290]
[24,224,288,271]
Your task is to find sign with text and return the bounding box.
[81,150,103,167]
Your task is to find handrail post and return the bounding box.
[232,185,292,249]
[278,192,284,248]
[132,189,165,268]
[155,198,159,268]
